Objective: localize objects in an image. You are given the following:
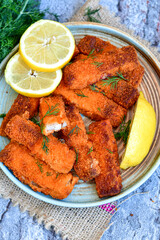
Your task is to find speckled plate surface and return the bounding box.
[0,22,160,208]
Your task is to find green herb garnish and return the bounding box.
[87,146,93,155]
[46,172,52,176]
[0,113,6,118]
[66,61,73,66]
[97,107,101,111]
[41,102,60,122]
[68,125,82,136]
[75,148,79,164]
[42,135,49,154]
[92,61,103,67]
[30,117,40,126]
[114,116,131,145]
[90,84,99,92]
[0,0,46,62]
[84,7,101,23]
[86,131,95,135]
[105,148,113,154]
[75,90,88,98]
[101,72,128,90]
[56,173,59,179]
[36,160,43,173]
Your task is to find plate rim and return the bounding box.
[0,22,160,208]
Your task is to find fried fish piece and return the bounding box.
[61,105,100,181]
[39,96,69,136]
[72,45,80,58]
[0,141,78,199]
[94,80,139,109]
[54,82,127,127]
[78,35,117,55]
[122,65,145,88]
[88,120,122,198]
[5,115,75,173]
[63,46,139,89]
[0,94,39,136]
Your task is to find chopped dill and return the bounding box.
[114,116,131,145]
[105,148,113,154]
[30,117,40,126]
[56,173,59,178]
[36,160,43,173]
[66,61,73,66]
[42,135,49,154]
[84,7,101,23]
[86,131,95,135]
[90,84,99,92]
[97,107,101,111]
[75,90,88,98]
[68,125,82,136]
[101,72,128,90]
[87,146,93,155]
[92,61,103,67]
[0,113,6,118]
[40,102,60,122]
[75,148,79,164]
[46,172,52,176]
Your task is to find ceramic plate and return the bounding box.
[0,22,160,208]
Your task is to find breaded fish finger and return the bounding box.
[39,96,69,136]
[63,46,139,89]
[62,105,100,181]
[0,142,78,199]
[5,115,75,173]
[0,94,39,136]
[89,120,122,198]
[54,82,127,127]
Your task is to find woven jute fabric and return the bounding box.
[0,1,159,240]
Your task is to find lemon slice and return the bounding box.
[19,20,75,72]
[120,92,156,169]
[5,52,62,97]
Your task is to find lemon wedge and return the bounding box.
[120,91,156,169]
[19,20,75,72]
[5,52,62,97]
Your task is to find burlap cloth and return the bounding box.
[0,0,159,240]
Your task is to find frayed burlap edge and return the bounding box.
[0,0,159,239]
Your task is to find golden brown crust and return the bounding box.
[0,142,78,199]
[95,80,139,109]
[63,46,139,89]
[39,96,69,136]
[54,83,127,127]
[78,35,117,55]
[88,120,122,198]
[72,45,80,59]
[0,94,39,136]
[62,105,100,181]
[5,115,76,173]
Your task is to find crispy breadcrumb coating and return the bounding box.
[0,142,78,199]
[5,115,75,173]
[89,120,122,198]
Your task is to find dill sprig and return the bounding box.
[90,84,99,92]
[68,125,82,136]
[46,172,52,176]
[86,131,95,135]
[75,148,79,164]
[40,102,60,122]
[30,116,40,126]
[0,113,6,118]
[35,160,43,173]
[56,173,59,178]
[105,148,113,154]
[42,135,49,154]
[101,72,128,90]
[97,107,101,111]
[92,61,103,67]
[84,7,101,23]
[0,0,45,62]
[87,146,93,155]
[114,116,131,145]
[75,90,88,98]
